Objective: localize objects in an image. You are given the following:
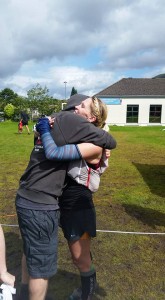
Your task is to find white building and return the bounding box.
[95,75,165,126]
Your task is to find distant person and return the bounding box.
[18,119,23,134]
[20,112,30,134]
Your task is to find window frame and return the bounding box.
[149,105,162,123]
[126,105,139,123]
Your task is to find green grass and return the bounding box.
[0,122,165,300]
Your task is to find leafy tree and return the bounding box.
[70,87,78,96]
[12,96,27,110]
[49,99,65,114]
[0,88,18,111]
[4,103,15,119]
[27,84,63,117]
[27,83,49,102]
[13,96,29,121]
[0,84,63,121]
[0,88,18,102]
[27,83,52,118]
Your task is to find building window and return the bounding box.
[149,105,162,123]
[126,105,139,123]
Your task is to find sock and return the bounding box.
[80,266,96,300]
[18,283,29,300]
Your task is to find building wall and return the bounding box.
[105,98,165,126]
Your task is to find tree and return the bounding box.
[4,103,15,119]
[0,88,18,111]
[0,88,18,102]
[27,83,49,102]
[27,83,51,119]
[70,87,78,97]
[0,84,63,121]
[13,96,28,121]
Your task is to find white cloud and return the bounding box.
[4,64,115,98]
[0,0,165,97]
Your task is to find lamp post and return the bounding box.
[64,81,67,100]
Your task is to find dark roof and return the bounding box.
[95,78,165,98]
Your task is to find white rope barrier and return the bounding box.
[1,223,165,235]
[96,229,165,235]
[0,224,19,227]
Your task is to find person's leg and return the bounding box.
[18,254,29,300]
[21,254,29,284]
[18,255,52,300]
[0,225,15,287]
[18,268,48,300]
[21,255,48,300]
[16,206,59,300]
[25,125,30,134]
[68,236,96,300]
[68,236,91,272]
[29,277,48,300]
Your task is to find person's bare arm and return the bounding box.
[77,143,102,164]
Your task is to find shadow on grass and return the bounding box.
[49,270,107,299]
[133,162,165,197]
[4,231,107,299]
[123,204,165,228]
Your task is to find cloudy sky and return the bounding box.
[0,0,165,99]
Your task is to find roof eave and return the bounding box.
[96,95,165,98]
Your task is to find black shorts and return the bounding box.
[16,206,59,278]
[60,208,96,241]
[22,120,28,126]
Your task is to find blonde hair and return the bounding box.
[90,96,108,128]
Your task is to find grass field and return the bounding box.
[0,122,165,300]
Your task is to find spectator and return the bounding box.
[20,112,30,134]
[18,119,23,134]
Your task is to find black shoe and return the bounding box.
[45,296,54,300]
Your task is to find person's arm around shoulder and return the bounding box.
[36,118,103,162]
[54,112,117,149]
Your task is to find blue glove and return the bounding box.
[36,118,51,135]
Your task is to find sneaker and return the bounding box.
[68,287,82,300]
[68,281,98,300]
[45,296,54,300]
